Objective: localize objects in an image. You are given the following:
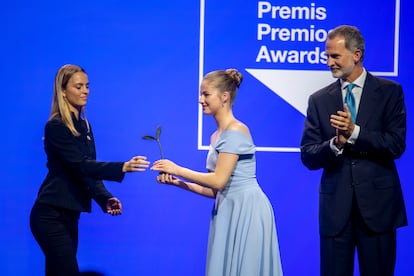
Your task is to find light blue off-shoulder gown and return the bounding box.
[205,130,283,276]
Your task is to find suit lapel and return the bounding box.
[356,73,381,127]
[327,80,343,115]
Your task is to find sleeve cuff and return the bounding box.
[330,137,344,156]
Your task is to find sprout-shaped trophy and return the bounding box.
[142,125,164,159]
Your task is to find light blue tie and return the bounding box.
[345,83,356,122]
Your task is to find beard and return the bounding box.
[329,64,354,79]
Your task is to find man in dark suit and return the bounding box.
[300,25,407,276]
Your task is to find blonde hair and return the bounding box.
[49,64,89,136]
[203,68,243,106]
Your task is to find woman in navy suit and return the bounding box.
[30,64,150,276]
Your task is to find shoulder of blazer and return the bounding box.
[311,79,341,99]
[364,72,402,94]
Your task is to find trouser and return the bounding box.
[30,202,81,276]
[320,194,396,276]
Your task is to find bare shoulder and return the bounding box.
[227,121,251,138]
[210,130,220,144]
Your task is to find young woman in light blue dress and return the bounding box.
[151,69,283,276]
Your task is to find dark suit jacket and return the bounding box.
[35,113,125,213]
[300,72,407,236]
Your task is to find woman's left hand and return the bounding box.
[106,197,122,216]
[151,159,179,175]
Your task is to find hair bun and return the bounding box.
[225,68,243,88]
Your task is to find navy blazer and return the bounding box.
[35,114,125,213]
[300,72,407,236]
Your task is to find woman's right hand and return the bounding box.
[156,173,181,186]
[122,156,150,172]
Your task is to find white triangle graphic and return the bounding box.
[246,69,335,115]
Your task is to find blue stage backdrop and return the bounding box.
[2,0,413,275]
